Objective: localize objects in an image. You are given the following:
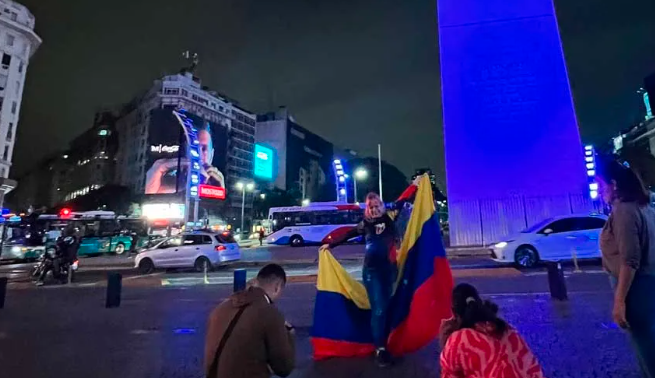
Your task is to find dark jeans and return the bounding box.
[363,264,394,349]
[611,274,655,377]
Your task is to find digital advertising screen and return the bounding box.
[253,144,275,180]
[145,107,228,200]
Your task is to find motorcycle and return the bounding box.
[30,247,78,284]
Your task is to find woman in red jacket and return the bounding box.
[440,283,544,378]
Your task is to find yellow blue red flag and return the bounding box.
[311,175,454,359]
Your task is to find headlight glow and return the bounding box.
[494,242,508,249]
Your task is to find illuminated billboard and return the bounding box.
[144,107,228,200]
[253,144,274,180]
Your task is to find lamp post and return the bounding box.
[236,182,255,236]
[353,168,368,204]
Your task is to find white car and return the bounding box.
[490,213,608,268]
[135,231,241,274]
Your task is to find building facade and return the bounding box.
[0,0,40,207]
[114,70,257,220]
[58,111,119,202]
[256,107,335,202]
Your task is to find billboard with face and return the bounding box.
[144,107,228,199]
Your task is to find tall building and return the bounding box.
[438,0,590,246]
[114,70,257,220]
[7,111,119,210]
[58,111,119,202]
[255,107,334,202]
[0,0,41,206]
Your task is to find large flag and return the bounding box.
[311,175,453,359]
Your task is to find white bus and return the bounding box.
[266,202,364,247]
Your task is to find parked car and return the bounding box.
[490,213,608,268]
[135,231,241,274]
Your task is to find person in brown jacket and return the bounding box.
[205,264,295,378]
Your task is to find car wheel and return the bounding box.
[289,235,304,248]
[514,246,539,268]
[138,258,155,274]
[194,256,212,273]
[114,243,126,255]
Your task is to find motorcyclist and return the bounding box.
[36,226,79,286]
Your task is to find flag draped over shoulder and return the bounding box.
[311,175,454,359]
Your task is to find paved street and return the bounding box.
[0,269,640,378]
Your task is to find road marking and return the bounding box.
[523,269,605,277]
[487,290,610,297]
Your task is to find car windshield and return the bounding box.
[522,218,554,233]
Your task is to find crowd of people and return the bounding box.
[204,157,655,378]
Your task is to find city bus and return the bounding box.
[266,203,364,247]
[37,211,134,256]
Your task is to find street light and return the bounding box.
[236,181,255,235]
[302,198,310,206]
[353,168,368,204]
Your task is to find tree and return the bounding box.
[347,157,409,202]
[252,187,303,219]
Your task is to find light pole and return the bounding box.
[354,168,368,203]
[236,182,255,236]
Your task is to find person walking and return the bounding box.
[259,228,265,246]
[204,264,295,378]
[439,283,544,378]
[322,177,420,367]
[598,159,655,377]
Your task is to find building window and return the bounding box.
[164,87,179,95]
[2,145,8,161]
[1,53,11,69]
[10,12,17,21]
[17,61,22,73]
[11,101,16,114]
[15,81,19,95]
[1,168,5,178]
[6,34,14,47]
[0,75,6,90]
[6,122,12,141]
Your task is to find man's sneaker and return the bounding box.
[375,348,392,368]
[35,281,44,287]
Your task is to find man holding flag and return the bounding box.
[313,174,453,366]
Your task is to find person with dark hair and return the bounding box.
[598,159,655,377]
[204,264,295,378]
[321,177,420,367]
[440,283,544,378]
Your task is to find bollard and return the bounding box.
[0,277,7,309]
[203,261,209,285]
[233,269,247,293]
[106,272,122,308]
[546,261,568,301]
[67,265,73,284]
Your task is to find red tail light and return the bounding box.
[215,245,226,251]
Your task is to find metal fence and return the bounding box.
[449,193,593,247]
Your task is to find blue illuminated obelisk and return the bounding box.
[438,0,591,246]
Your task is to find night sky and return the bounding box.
[13,0,655,188]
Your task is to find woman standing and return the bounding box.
[322,178,419,367]
[439,283,544,378]
[598,160,655,377]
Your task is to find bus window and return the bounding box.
[293,212,312,226]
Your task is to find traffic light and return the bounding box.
[60,208,72,218]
